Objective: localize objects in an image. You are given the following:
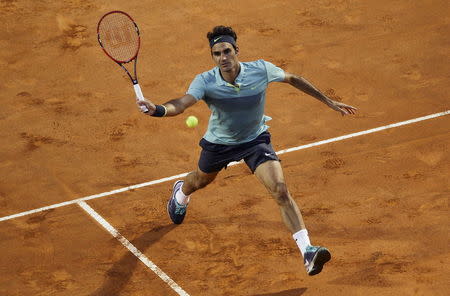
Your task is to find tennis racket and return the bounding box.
[97,11,148,112]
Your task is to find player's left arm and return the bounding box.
[282,72,357,116]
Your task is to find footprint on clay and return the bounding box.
[320,150,337,157]
[17,91,45,106]
[290,44,305,53]
[366,217,382,224]
[323,60,342,70]
[300,135,317,142]
[402,69,421,81]
[344,13,362,26]
[323,158,345,169]
[185,240,209,253]
[295,9,313,17]
[113,156,141,168]
[324,88,343,102]
[385,198,400,206]
[132,206,147,217]
[271,58,289,68]
[303,206,333,216]
[51,270,75,291]
[56,15,89,50]
[0,0,17,13]
[257,27,280,36]
[402,172,425,181]
[416,149,445,166]
[45,97,70,114]
[289,44,307,59]
[16,91,31,98]
[239,197,261,209]
[369,251,410,274]
[20,132,56,152]
[298,18,328,27]
[26,209,54,224]
[109,127,126,141]
[307,175,329,187]
[62,24,88,50]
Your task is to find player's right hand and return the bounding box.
[136,98,155,114]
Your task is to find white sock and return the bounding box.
[293,229,311,257]
[175,185,190,205]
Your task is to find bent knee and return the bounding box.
[270,182,290,204]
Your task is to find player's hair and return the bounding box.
[207,25,238,50]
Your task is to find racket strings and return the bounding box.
[98,13,139,62]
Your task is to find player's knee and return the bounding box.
[271,182,290,205]
[194,172,215,190]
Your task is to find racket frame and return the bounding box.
[97,10,148,112]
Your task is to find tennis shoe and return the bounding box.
[167,180,188,224]
[304,245,331,276]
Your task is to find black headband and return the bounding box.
[209,35,236,48]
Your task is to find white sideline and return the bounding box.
[0,110,448,223]
[78,201,190,296]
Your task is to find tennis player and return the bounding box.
[137,26,356,276]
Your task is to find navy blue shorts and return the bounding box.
[198,131,279,173]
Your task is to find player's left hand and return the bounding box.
[328,100,357,116]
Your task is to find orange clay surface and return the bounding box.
[0,1,449,295]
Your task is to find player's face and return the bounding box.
[211,42,239,73]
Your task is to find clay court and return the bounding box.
[0,0,449,295]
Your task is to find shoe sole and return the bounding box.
[167,180,184,224]
[308,248,331,276]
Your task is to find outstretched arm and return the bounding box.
[283,73,357,116]
[136,94,198,117]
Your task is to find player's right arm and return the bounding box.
[137,73,204,117]
[137,94,198,117]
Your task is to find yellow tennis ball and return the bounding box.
[186,115,198,128]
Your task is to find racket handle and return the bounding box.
[133,83,148,113]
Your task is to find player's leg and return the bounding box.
[167,168,218,225]
[182,168,219,195]
[176,143,225,204]
[254,160,304,233]
[254,160,331,276]
[167,138,227,225]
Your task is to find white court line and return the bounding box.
[0,110,449,223]
[78,201,190,296]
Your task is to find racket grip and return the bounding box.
[133,83,148,112]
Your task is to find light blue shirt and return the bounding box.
[187,59,285,145]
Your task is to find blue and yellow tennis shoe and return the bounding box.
[167,180,188,224]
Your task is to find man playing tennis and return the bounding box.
[137,26,356,276]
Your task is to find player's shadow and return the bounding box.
[251,287,307,296]
[90,224,176,296]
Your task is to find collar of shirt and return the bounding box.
[214,62,247,89]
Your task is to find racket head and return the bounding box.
[97,11,140,63]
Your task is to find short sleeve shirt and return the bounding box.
[187,59,285,145]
